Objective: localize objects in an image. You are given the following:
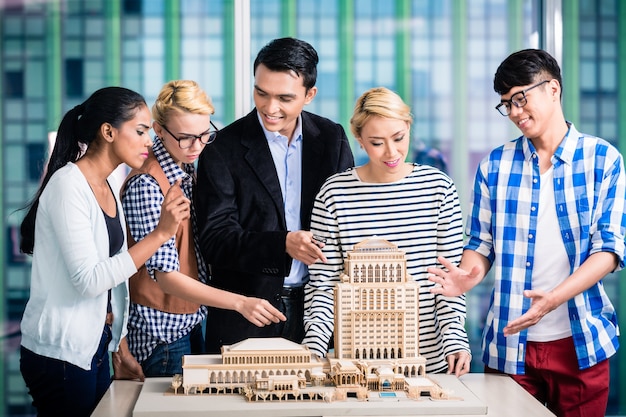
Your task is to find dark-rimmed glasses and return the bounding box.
[495,80,549,116]
[161,120,219,148]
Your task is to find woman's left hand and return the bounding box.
[112,337,145,381]
[446,350,472,377]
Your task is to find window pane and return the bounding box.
[65,59,84,97]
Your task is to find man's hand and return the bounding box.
[286,231,327,265]
[503,289,556,336]
[428,256,483,297]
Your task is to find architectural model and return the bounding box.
[171,238,452,402]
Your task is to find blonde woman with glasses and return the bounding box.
[120,80,285,378]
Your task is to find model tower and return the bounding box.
[334,238,420,362]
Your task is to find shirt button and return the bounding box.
[528,234,533,239]
[531,206,536,211]
[526,262,531,267]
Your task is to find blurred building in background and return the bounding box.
[1,0,624,415]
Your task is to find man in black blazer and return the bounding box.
[195,37,354,353]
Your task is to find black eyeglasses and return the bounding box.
[161,120,219,149]
[495,80,549,116]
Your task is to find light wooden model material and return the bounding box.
[171,238,471,405]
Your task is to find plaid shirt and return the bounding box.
[121,139,208,362]
[466,123,625,374]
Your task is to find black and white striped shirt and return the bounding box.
[303,164,470,373]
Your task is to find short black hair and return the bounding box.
[253,37,319,90]
[493,49,562,97]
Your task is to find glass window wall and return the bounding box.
[0,0,624,415]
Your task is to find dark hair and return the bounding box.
[493,49,563,98]
[20,86,146,254]
[253,37,319,90]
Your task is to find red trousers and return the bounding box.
[486,337,609,417]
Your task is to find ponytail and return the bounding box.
[20,87,146,254]
[20,105,86,254]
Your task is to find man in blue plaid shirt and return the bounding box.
[428,49,625,417]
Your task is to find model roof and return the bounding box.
[225,337,308,352]
[353,237,397,252]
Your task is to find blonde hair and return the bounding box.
[152,80,214,125]
[350,87,413,138]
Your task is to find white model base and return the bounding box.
[133,374,487,416]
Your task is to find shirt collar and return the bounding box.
[256,112,303,144]
[522,121,576,165]
[552,122,577,165]
[152,138,194,185]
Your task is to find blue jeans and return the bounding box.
[141,324,204,377]
[20,324,112,417]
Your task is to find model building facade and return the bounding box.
[175,238,440,401]
[334,238,421,362]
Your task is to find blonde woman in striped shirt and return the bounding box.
[302,87,471,376]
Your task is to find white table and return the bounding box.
[92,373,555,417]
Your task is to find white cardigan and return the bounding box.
[20,163,137,370]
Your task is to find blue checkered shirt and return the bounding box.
[121,139,208,363]
[465,123,625,374]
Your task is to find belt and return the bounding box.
[281,285,304,298]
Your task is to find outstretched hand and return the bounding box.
[503,289,555,336]
[427,256,483,297]
[238,297,286,327]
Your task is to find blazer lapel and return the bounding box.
[301,112,324,226]
[241,111,286,224]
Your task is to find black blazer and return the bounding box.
[195,109,354,352]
